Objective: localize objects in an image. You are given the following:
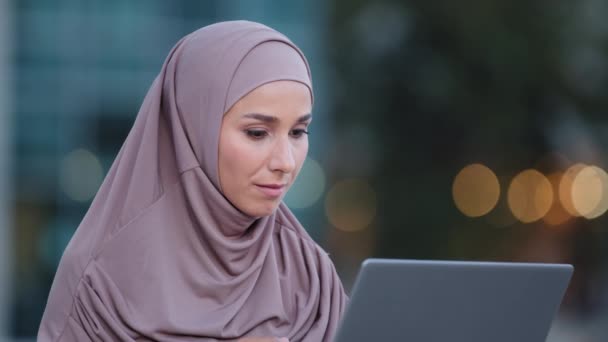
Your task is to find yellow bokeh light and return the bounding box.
[542,172,572,226]
[507,169,553,223]
[558,163,586,216]
[325,179,376,232]
[452,163,500,217]
[572,166,608,219]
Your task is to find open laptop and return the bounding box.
[333,259,573,342]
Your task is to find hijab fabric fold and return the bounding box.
[38,20,347,342]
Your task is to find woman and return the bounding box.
[38,21,347,341]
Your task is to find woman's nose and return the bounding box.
[268,138,296,174]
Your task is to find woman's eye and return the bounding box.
[290,129,309,138]
[245,129,268,139]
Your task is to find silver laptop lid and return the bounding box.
[334,259,573,342]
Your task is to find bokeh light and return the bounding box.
[452,163,500,217]
[284,157,326,209]
[59,148,104,202]
[559,163,587,217]
[507,169,553,223]
[572,166,608,219]
[325,179,376,232]
[542,172,572,226]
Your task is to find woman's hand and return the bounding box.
[237,337,289,342]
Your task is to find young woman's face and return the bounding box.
[218,80,312,217]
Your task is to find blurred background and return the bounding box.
[1,0,607,341]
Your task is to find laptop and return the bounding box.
[333,259,573,342]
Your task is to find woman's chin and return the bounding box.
[245,202,281,218]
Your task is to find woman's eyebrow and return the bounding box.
[297,113,312,123]
[242,113,312,123]
[242,113,277,123]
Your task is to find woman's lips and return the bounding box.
[255,184,286,198]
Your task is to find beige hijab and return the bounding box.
[38,20,347,341]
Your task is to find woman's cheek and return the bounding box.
[293,142,309,177]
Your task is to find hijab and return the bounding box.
[38,20,347,342]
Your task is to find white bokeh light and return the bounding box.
[284,157,326,209]
[59,148,104,202]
